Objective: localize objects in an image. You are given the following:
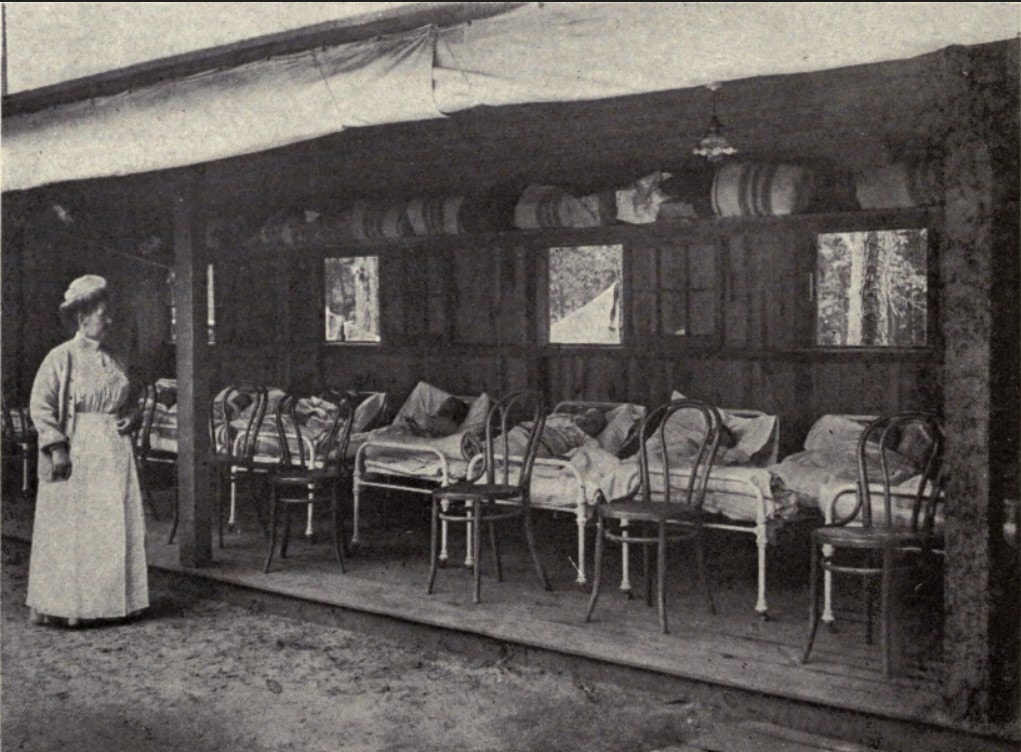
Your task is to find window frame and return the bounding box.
[542,241,627,350]
[322,253,383,346]
[810,214,937,352]
[167,262,216,346]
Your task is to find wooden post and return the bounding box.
[939,43,1019,723]
[173,192,212,567]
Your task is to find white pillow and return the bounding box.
[668,391,776,461]
[460,393,491,436]
[804,415,869,453]
[353,392,387,432]
[393,381,452,424]
[597,403,645,454]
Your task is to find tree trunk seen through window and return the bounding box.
[816,229,927,347]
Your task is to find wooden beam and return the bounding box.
[938,44,1019,723]
[173,189,212,567]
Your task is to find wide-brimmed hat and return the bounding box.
[59,275,108,313]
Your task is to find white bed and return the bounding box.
[769,413,941,626]
[594,399,784,617]
[142,381,387,538]
[470,400,646,584]
[351,381,491,561]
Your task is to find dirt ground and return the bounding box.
[1,539,730,752]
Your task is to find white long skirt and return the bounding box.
[26,414,149,619]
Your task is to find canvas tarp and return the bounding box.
[3,2,1017,191]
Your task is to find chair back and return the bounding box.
[485,390,545,493]
[209,383,268,462]
[637,399,724,510]
[855,413,944,531]
[275,389,355,474]
[134,382,158,461]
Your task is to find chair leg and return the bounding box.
[263,485,279,573]
[331,481,346,573]
[695,528,716,615]
[427,497,440,594]
[472,501,483,605]
[802,536,822,664]
[643,525,653,607]
[584,514,605,623]
[167,486,180,545]
[658,520,668,634]
[881,547,895,680]
[489,521,503,583]
[864,571,875,646]
[281,502,292,559]
[522,507,551,592]
[216,468,224,549]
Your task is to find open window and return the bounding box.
[168,263,216,344]
[815,229,928,347]
[324,256,381,343]
[548,244,623,345]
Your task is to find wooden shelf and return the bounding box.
[209,206,940,261]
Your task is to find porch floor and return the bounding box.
[4,478,1012,748]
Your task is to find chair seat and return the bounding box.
[814,524,940,550]
[432,482,523,503]
[599,501,701,524]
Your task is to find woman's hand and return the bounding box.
[115,415,135,435]
[50,446,72,481]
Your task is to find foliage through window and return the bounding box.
[325,256,380,343]
[168,264,216,344]
[816,229,928,347]
[548,244,623,345]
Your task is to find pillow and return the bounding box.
[803,415,870,454]
[723,412,778,463]
[393,381,453,424]
[666,391,776,463]
[459,393,491,436]
[597,403,645,455]
[353,392,387,433]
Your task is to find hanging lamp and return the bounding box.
[692,82,737,162]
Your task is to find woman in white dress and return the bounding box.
[27,275,149,627]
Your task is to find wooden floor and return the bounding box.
[4,480,1011,746]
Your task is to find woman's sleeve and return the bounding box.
[30,350,68,452]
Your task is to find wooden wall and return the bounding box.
[200,209,940,457]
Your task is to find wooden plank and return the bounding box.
[689,241,718,339]
[426,251,449,340]
[723,236,749,347]
[173,196,212,568]
[379,253,406,344]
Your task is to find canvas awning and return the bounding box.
[3,2,1017,192]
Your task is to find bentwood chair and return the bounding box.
[428,390,551,604]
[263,389,355,573]
[802,413,944,679]
[132,382,171,528]
[2,396,36,499]
[585,398,724,633]
[208,383,269,547]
